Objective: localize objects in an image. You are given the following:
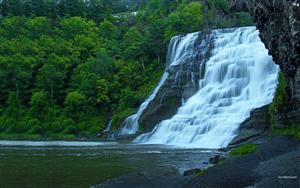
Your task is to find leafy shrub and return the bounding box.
[235,12,253,26]
[29,91,49,119]
[26,118,42,134]
[111,108,135,130]
[3,118,19,133]
[78,116,104,136]
[210,0,230,12]
[0,117,8,131]
[120,87,139,108]
[86,117,105,135]
[62,119,77,135]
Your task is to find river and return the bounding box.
[0,141,219,188]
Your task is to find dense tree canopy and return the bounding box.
[0,0,253,139]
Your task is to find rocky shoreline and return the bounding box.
[184,135,300,188]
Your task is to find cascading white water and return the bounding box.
[117,32,200,136]
[134,27,279,148]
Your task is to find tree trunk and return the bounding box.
[141,58,145,70]
[15,83,19,101]
[50,82,54,100]
[157,54,160,64]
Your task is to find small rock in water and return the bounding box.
[96,132,102,138]
[218,148,230,152]
[183,168,202,176]
[209,155,222,164]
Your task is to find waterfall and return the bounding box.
[134,27,279,148]
[103,120,112,133]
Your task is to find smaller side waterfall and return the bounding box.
[115,32,201,137]
[103,120,112,133]
[116,72,169,135]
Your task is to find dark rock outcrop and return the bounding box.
[138,65,198,132]
[230,105,270,145]
[208,155,226,164]
[138,31,214,132]
[247,0,300,126]
[183,168,202,176]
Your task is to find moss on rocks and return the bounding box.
[165,96,179,105]
[267,71,289,129]
[229,144,258,157]
[273,127,300,140]
[269,72,287,114]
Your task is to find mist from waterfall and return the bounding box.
[134,27,279,148]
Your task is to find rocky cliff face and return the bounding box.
[247,0,300,126]
[229,0,300,143]
[248,0,300,109]
[138,64,198,132]
[230,105,270,145]
[229,0,248,11]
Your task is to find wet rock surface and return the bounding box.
[229,105,270,145]
[183,168,202,176]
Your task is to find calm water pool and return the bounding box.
[0,141,218,188]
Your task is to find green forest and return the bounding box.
[0,0,252,140]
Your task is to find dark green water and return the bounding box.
[0,141,217,188]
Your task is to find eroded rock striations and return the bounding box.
[229,1,300,145]
[247,0,300,126]
[248,0,300,107]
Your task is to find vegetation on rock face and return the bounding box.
[273,127,300,140]
[267,71,300,139]
[229,144,258,157]
[0,0,253,139]
[269,72,287,114]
